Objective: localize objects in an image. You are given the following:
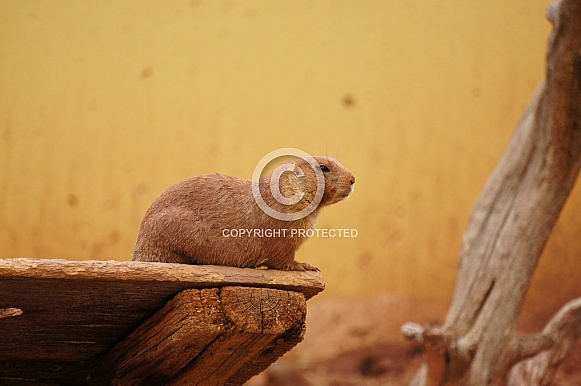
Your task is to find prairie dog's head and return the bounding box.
[272,156,355,210]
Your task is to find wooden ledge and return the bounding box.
[0,258,325,299]
[0,258,324,385]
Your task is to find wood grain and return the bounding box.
[168,287,306,386]
[89,287,306,386]
[0,259,322,385]
[0,258,324,299]
[89,288,226,385]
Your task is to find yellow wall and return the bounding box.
[1,1,578,319]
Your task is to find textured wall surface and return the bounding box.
[1,1,577,320]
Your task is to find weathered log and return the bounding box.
[87,288,226,385]
[403,0,581,384]
[0,258,323,385]
[168,287,306,386]
[89,287,306,386]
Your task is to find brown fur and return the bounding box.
[132,156,355,271]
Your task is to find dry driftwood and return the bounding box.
[509,297,581,385]
[402,0,581,384]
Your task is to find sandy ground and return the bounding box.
[245,295,581,386]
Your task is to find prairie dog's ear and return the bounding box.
[293,163,305,178]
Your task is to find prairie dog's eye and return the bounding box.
[317,165,330,172]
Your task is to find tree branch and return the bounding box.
[509,297,581,385]
[403,0,581,383]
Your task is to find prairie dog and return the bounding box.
[132,156,355,271]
